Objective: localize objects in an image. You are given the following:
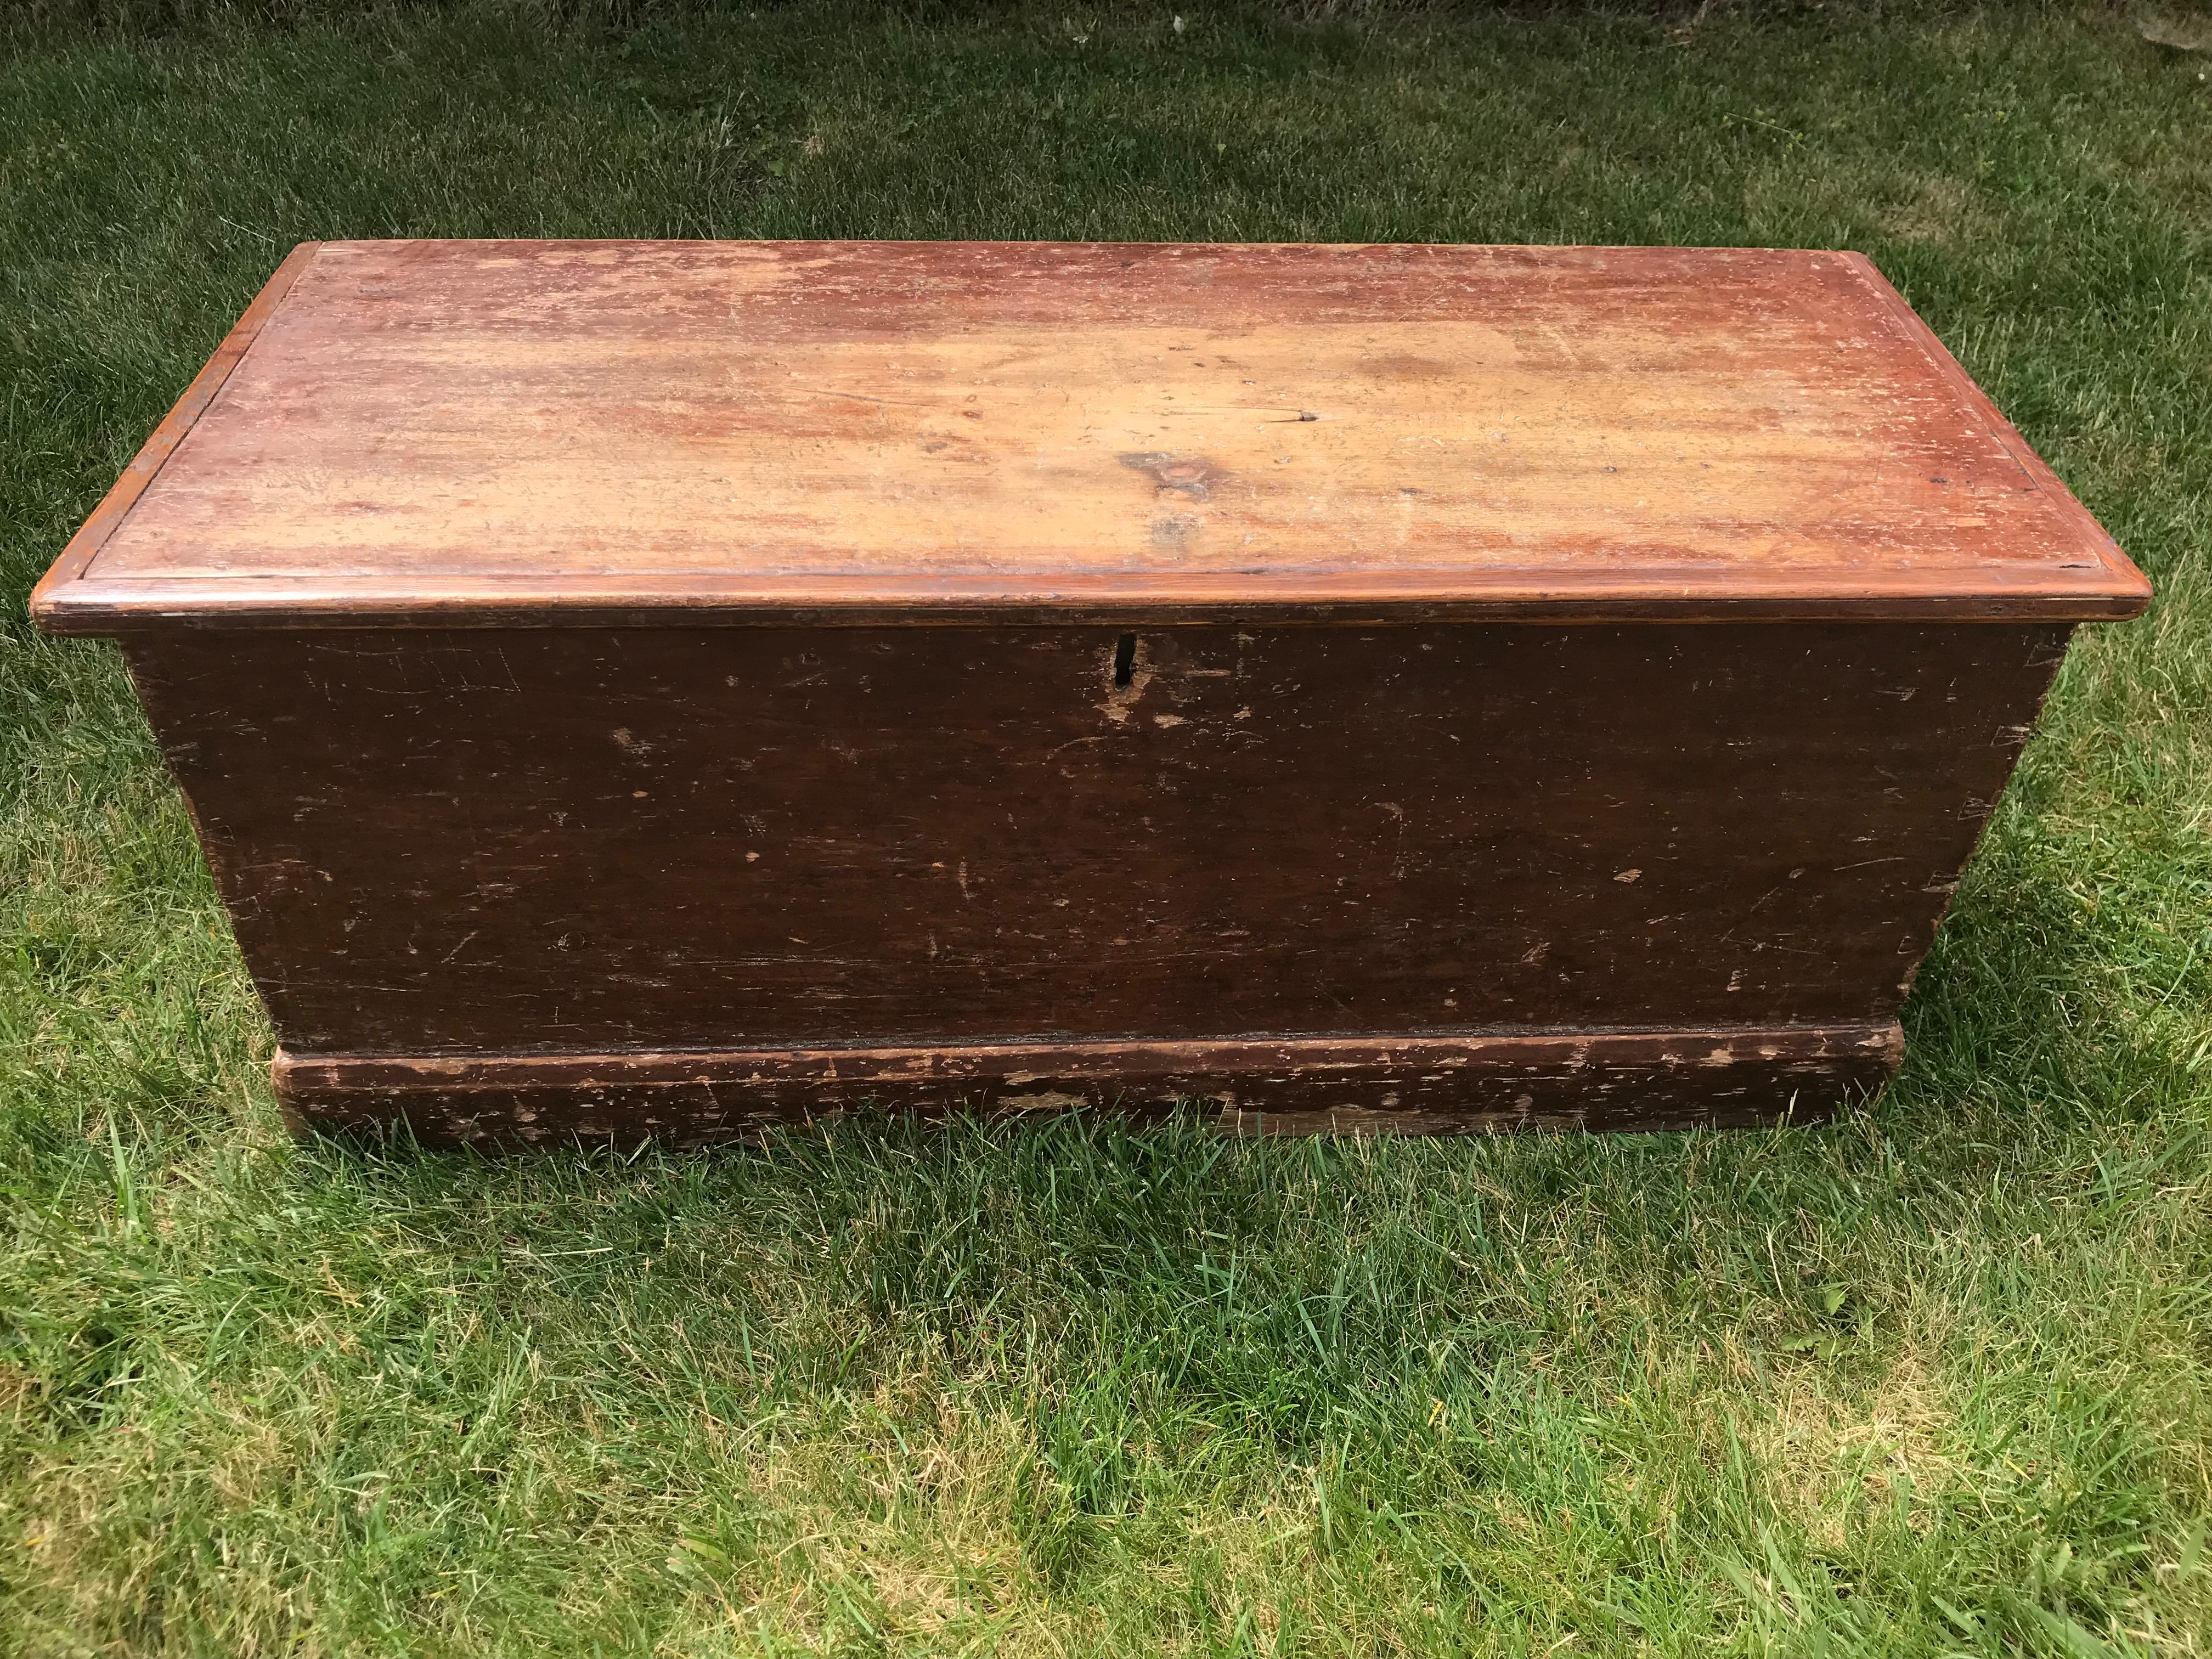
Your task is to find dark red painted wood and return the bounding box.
[274,1025,1902,1146]
[127,621,2058,1079]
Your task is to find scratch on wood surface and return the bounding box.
[37,243,2147,636]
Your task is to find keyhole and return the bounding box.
[1113,633,1138,687]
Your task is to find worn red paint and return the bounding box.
[33,241,2150,1143]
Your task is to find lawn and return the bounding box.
[3,1,2210,1653]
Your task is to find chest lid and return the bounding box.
[32,239,2148,632]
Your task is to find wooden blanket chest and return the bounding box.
[32,240,2149,1143]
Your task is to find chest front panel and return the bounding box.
[130,620,2062,1057]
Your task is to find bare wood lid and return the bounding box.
[31,239,2148,631]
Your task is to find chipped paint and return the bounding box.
[37,242,2147,635]
[273,1023,1903,1145]
[997,1090,1088,1112]
[1096,634,1155,723]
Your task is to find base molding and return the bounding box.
[273,1023,1903,1146]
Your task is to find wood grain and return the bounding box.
[34,241,2148,633]
[40,241,2144,1141]
[273,1023,1903,1146]
[126,621,2063,1058]
[27,242,321,619]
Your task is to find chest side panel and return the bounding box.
[127,621,2066,1054]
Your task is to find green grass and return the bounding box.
[3,1,2211,1652]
